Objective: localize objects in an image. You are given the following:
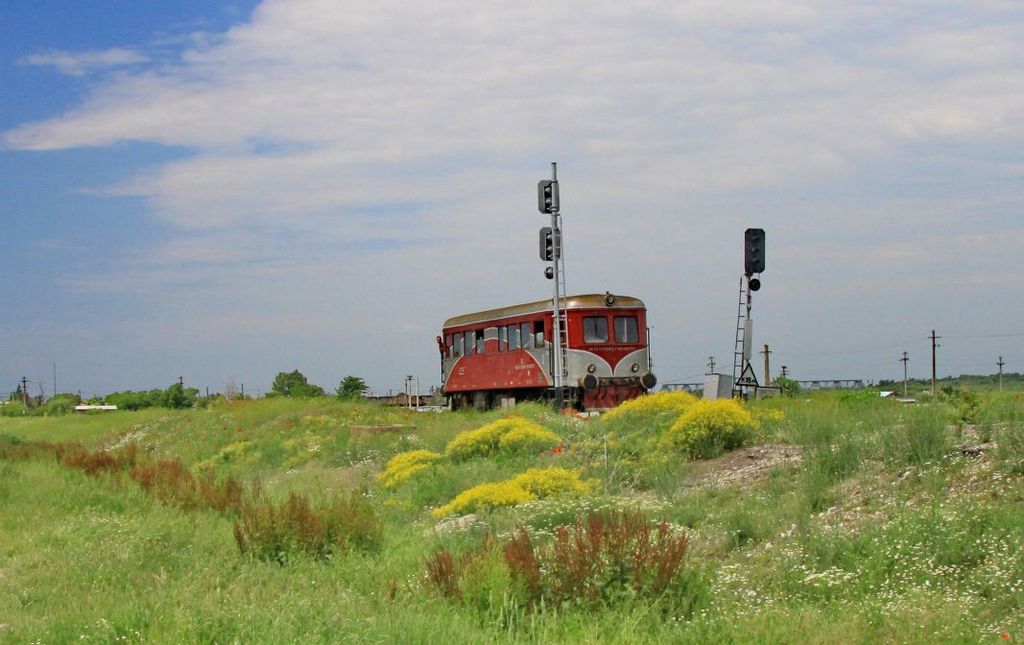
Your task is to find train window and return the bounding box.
[533,321,545,347]
[499,326,507,351]
[521,322,531,349]
[465,331,475,355]
[508,324,520,350]
[583,316,609,343]
[477,332,485,354]
[453,333,464,357]
[445,334,453,358]
[614,316,639,343]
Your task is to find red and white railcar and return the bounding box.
[438,293,657,410]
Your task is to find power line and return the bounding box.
[943,331,1024,339]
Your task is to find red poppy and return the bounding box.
[1000,635,1010,640]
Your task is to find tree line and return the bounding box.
[3,371,368,416]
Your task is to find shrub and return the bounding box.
[58,443,140,476]
[59,446,122,475]
[497,425,560,455]
[380,449,443,488]
[193,440,254,472]
[775,376,801,397]
[425,511,690,610]
[424,537,510,612]
[130,458,244,514]
[425,549,463,599]
[503,511,689,607]
[42,394,79,416]
[432,481,536,518]
[0,435,59,461]
[663,399,756,459]
[445,417,559,461]
[944,388,981,427]
[233,490,381,563]
[513,467,595,497]
[600,391,697,421]
[432,467,595,518]
[54,443,247,515]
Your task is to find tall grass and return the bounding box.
[3,394,1024,643]
[881,404,951,466]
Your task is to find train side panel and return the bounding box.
[439,294,655,410]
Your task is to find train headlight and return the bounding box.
[587,364,597,374]
[630,363,640,373]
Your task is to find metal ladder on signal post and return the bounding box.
[554,215,569,385]
[732,275,748,386]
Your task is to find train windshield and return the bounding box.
[614,316,639,343]
[583,316,609,343]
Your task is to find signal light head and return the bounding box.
[537,180,559,214]
[744,228,766,276]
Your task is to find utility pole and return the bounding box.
[998,356,1005,392]
[53,362,57,400]
[707,356,716,373]
[780,365,788,379]
[19,376,29,408]
[929,330,940,396]
[900,352,909,397]
[178,375,184,387]
[760,344,772,386]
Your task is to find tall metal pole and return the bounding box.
[929,330,940,396]
[743,276,753,369]
[998,356,1005,392]
[550,162,564,410]
[900,351,909,397]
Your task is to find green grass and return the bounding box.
[1,392,1023,642]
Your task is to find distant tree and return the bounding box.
[162,382,199,409]
[775,376,801,397]
[42,393,80,416]
[103,384,198,410]
[336,375,369,399]
[271,370,326,398]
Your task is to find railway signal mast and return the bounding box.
[733,228,765,398]
[538,162,567,409]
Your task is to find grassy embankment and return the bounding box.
[1,391,1023,643]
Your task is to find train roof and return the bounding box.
[443,293,646,328]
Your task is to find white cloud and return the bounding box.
[19,48,149,76]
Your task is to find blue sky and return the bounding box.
[2,0,1023,398]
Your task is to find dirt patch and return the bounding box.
[685,444,803,489]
